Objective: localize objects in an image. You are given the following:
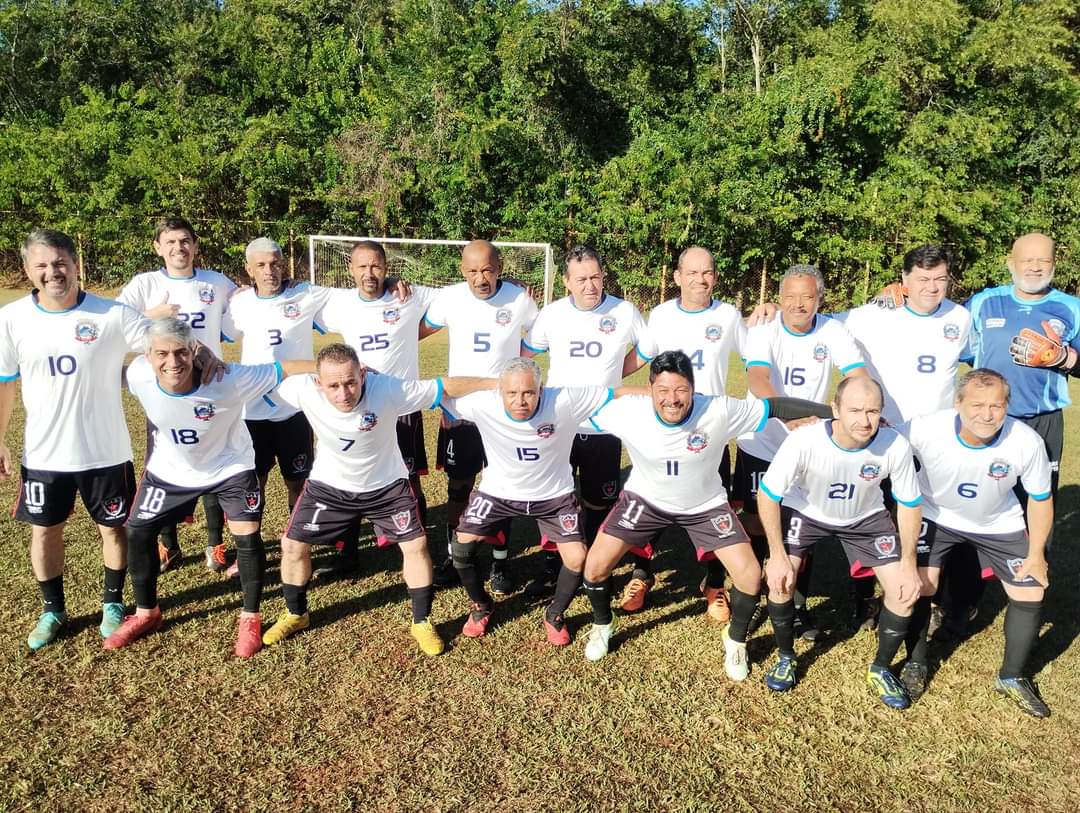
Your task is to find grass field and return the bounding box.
[0,286,1078,812]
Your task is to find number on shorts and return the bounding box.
[23,481,45,507]
[139,487,167,515]
[310,501,328,526]
[620,499,645,527]
[464,495,494,522]
[749,471,764,495]
[786,515,802,542]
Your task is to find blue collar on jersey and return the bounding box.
[32,289,86,313]
[158,267,199,281]
[903,302,943,317]
[953,414,1003,449]
[569,292,606,312]
[1009,286,1056,306]
[155,378,200,398]
[825,419,876,452]
[780,313,818,337]
[356,286,388,303]
[675,298,715,314]
[255,282,291,300]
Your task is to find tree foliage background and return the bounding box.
[2,0,1078,308]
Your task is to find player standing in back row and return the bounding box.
[421,240,539,595]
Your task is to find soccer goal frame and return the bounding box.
[307,235,558,306]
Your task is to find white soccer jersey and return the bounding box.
[835,301,970,424]
[423,281,538,376]
[0,292,146,471]
[442,386,613,500]
[902,409,1051,535]
[271,373,441,493]
[116,268,237,355]
[127,357,281,488]
[524,294,656,433]
[589,394,767,513]
[318,285,438,379]
[646,298,746,396]
[227,283,335,421]
[738,314,865,461]
[760,421,921,526]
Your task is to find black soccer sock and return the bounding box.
[102,566,126,605]
[768,598,796,658]
[727,587,759,643]
[905,597,932,665]
[158,524,179,553]
[202,493,224,548]
[584,505,611,546]
[705,558,726,590]
[451,537,490,606]
[38,575,65,614]
[999,599,1042,680]
[794,552,814,610]
[548,566,582,618]
[630,554,653,579]
[281,582,308,616]
[407,585,435,623]
[749,534,768,565]
[491,544,509,575]
[854,576,876,602]
[338,522,360,559]
[409,474,429,527]
[873,607,912,669]
[582,577,614,625]
[233,532,266,613]
[539,549,560,579]
[127,526,160,610]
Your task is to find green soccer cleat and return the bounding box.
[99,603,125,639]
[867,665,911,710]
[27,611,66,651]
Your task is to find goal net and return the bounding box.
[308,236,557,306]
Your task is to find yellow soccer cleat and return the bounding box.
[410,619,445,656]
[261,610,310,646]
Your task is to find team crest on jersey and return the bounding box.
[358,412,378,431]
[859,462,881,481]
[537,423,555,438]
[193,403,216,421]
[988,460,1011,480]
[281,302,302,320]
[710,512,735,537]
[686,430,709,453]
[598,316,618,334]
[244,491,262,511]
[812,343,828,362]
[874,535,897,557]
[292,453,308,473]
[198,285,216,305]
[382,307,401,324]
[943,323,961,342]
[74,320,100,343]
[495,308,513,326]
[705,324,723,342]
[601,480,618,499]
[1047,318,1067,338]
[559,513,579,534]
[391,510,412,532]
[103,497,125,519]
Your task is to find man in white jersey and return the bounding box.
[315,239,439,578]
[520,244,656,599]
[443,357,637,645]
[116,216,238,574]
[259,343,495,656]
[580,351,832,676]
[898,369,1053,717]
[228,237,333,516]
[0,230,149,649]
[646,246,748,622]
[421,240,539,594]
[735,265,867,641]
[103,317,313,658]
[756,377,923,709]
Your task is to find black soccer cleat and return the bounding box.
[994,677,1050,719]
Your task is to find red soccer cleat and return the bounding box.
[103,609,163,650]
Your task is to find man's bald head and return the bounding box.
[833,375,883,411]
[674,246,717,309]
[1008,232,1056,296]
[460,239,502,299]
[678,246,714,271]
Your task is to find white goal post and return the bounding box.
[307,235,558,306]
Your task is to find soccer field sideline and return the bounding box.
[0,286,1078,811]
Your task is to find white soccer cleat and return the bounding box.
[584,621,615,662]
[722,625,749,682]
